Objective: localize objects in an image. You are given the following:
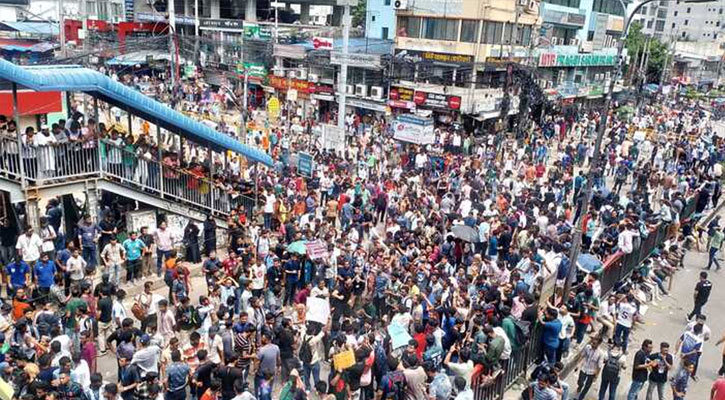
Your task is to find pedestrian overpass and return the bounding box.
[0,58,273,230]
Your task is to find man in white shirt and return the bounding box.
[15,227,42,265]
[614,294,638,354]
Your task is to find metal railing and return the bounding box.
[0,135,256,218]
[473,192,700,400]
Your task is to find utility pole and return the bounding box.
[242,69,249,143]
[337,0,355,129]
[59,0,66,57]
[168,0,177,84]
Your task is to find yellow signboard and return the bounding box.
[267,97,280,120]
[333,349,355,371]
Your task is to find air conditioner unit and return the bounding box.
[550,37,558,45]
[393,0,407,9]
[297,69,308,80]
[308,73,320,83]
[525,0,538,13]
[370,86,384,100]
[605,72,611,80]
[355,84,368,97]
[345,84,355,95]
[569,38,579,46]
[274,68,285,77]
[287,71,296,78]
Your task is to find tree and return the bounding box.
[352,1,366,29]
[624,21,668,84]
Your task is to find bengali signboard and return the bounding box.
[243,22,273,39]
[330,52,383,69]
[413,91,461,110]
[592,13,609,51]
[322,124,345,154]
[538,53,616,68]
[199,18,244,30]
[393,49,474,66]
[273,44,307,59]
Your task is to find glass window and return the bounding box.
[684,19,688,25]
[423,18,459,41]
[655,20,665,31]
[382,27,389,39]
[481,21,504,44]
[397,16,422,38]
[593,0,624,16]
[503,23,513,44]
[460,20,479,42]
[640,6,647,14]
[657,9,667,18]
[519,24,532,46]
[687,7,691,12]
[385,0,390,5]
[646,20,653,28]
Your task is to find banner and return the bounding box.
[333,350,356,371]
[322,124,345,154]
[393,120,435,145]
[306,297,330,324]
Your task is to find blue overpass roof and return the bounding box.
[0,59,273,167]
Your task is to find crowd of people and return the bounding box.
[0,66,723,400]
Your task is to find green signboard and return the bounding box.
[539,53,616,68]
[243,23,272,40]
[236,62,267,78]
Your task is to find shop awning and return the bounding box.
[0,39,57,52]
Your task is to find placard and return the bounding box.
[333,349,356,371]
[305,240,329,259]
[306,297,331,324]
[127,210,157,235]
[297,152,313,177]
[393,120,435,145]
[322,124,345,154]
[388,323,412,350]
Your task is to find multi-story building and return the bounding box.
[533,0,625,104]
[636,0,725,41]
[365,0,396,39]
[390,0,539,124]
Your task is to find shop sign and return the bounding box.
[236,62,267,78]
[413,91,461,110]
[471,88,505,113]
[315,85,334,95]
[393,49,473,66]
[267,96,280,118]
[125,0,134,21]
[346,98,388,113]
[389,86,414,102]
[135,12,195,25]
[588,86,604,97]
[243,22,272,40]
[330,52,382,69]
[313,36,333,50]
[592,13,609,51]
[199,18,244,30]
[274,44,307,59]
[538,53,616,67]
[388,100,416,109]
[267,75,313,92]
[542,9,585,27]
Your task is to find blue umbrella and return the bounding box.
[577,253,603,273]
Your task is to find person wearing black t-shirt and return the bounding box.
[626,339,655,400]
[646,342,673,400]
[192,350,215,399]
[216,355,245,400]
[97,288,114,355]
[688,271,713,320]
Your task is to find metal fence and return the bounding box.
[0,135,256,218]
[474,192,700,400]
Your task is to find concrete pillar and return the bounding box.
[184,0,191,18]
[25,198,40,232]
[211,0,220,19]
[332,6,343,26]
[300,3,310,24]
[85,187,100,222]
[245,0,257,21]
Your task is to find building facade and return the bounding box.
[635,0,725,42]
[365,0,396,39]
[534,0,624,103]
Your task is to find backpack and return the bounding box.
[382,370,406,400]
[603,350,622,378]
[512,318,531,345]
[299,335,313,364]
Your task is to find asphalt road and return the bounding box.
[563,208,725,400]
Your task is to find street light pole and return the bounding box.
[560,0,714,301]
[337,0,355,130]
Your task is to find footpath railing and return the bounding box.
[473,192,700,400]
[0,135,256,218]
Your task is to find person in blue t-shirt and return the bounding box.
[5,258,30,298]
[34,252,56,299]
[122,231,146,284]
[539,307,563,364]
[55,242,74,293]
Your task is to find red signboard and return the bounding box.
[0,91,63,116]
[267,75,334,95]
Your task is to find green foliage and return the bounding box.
[624,21,669,84]
[352,1,366,28]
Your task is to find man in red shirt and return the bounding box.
[413,322,427,360]
[712,372,725,400]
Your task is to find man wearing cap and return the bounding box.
[131,334,162,377]
[36,124,56,181]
